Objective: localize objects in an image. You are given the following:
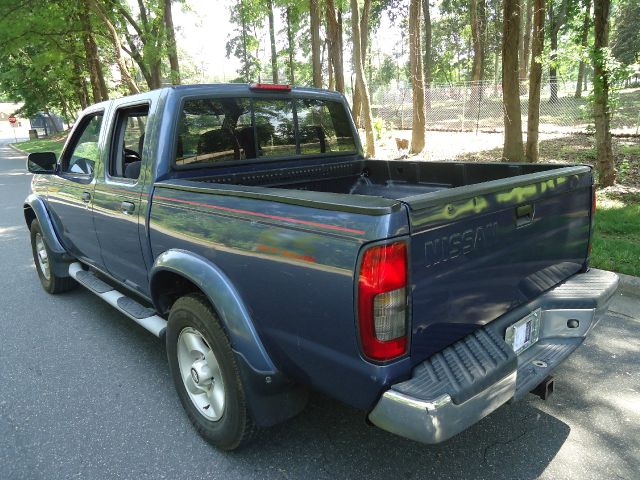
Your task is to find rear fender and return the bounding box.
[150,249,307,425]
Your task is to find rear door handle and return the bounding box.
[121,201,135,215]
[81,191,91,203]
[516,203,534,227]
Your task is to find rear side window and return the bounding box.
[109,105,149,180]
[175,97,356,168]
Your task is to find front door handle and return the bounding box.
[81,191,91,203]
[121,201,135,215]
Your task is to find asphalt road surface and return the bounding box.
[1,136,639,480]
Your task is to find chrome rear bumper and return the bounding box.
[368,269,619,444]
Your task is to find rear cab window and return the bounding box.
[175,96,357,168]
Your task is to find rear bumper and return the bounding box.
[368,269,619,444]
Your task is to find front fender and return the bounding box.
[23,194,68,256]
[149,249,276,374]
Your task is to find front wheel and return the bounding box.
[166,294,256,450]
[29,221,76,294]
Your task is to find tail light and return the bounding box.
[589,189,597,254]
[249,83,291,92]
[358,242,409,361]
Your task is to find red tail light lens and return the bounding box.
[249,83,292,92]
[592,189,597,215]
[358,242,408,361]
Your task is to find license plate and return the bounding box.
[505,308,541,354]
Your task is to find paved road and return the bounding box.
[0,137,639,480]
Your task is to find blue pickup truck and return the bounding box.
[25,84,618,450]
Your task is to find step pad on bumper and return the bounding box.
[394,328,516,405]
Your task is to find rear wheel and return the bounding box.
[29,221,76,294]
[166,294,256,450]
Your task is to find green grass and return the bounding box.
[590,192,640,277]
[15,135,67,157]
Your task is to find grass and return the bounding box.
[15,133,67,157]
[590,192,640,277]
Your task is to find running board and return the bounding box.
[69,263,166,338]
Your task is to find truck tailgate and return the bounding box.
[404,166,594,363]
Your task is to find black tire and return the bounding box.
[166,294,256,451]
[29,221,76,294]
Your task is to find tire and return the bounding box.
[30,221,76,294]
[166,294,256,451]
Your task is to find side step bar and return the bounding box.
[69,263,167,338]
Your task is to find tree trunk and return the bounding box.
[422,0,432,109]
[72,57,90,110]
[470,0,486,82]
[593,0,616,186]
[286,7,295,84]
[502,0,524,161]
[310,0,322,87]
[164,0,180,84]
[241,13,250,82]
[575,0,591,98]
[548,0,567,103]
[526,0,545,162]
[79,4,108,102]
[267,0,278,84]
[350,0,375,156]
[90,0,140,94]
[352,0,371,128]
[325,0,345,93]
[520,0,533,79]
[409,0,426,153]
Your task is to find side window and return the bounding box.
[109,105,149,180]
[254,99,296,158]
[176,98,253,166]
[61,113,103,176]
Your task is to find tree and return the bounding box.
[611,0,640,65]
[310,0,323,87]
[164,0,181,84]
[351,0,375,156]
[547,0,569,102]
[593,0,616,186]
[422,0,433,107]
[325,0,345,93]
[502,0,524,161]
[575,0,591,97]
[470,0,487,82]
[409,0,426,153]
[79,2,109,101]
[519,0,533,79]
[352,0,372,128]
[526,0,545,162]
[267,0,279,83]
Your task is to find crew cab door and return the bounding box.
[92,103,150,293]
[47,111,104,264]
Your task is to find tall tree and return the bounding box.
[470,0,487,82]
[519,0,533,79]
[325,0,345,93]
[286,6,296,84]
[267,0,279,83]
[575,0,591,97]
[502,0,524,160]
[547,0,568,103]
[310,0,322,87]
[164,0,181,84]
[526,0,545,162]
[593,0,616,186]
[422,0,433,108]
[409,0,426,152]
[352,0,372,128]
[79,3,108,102]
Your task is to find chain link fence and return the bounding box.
[369,79,640,136]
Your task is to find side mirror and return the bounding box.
[27,152,58,174]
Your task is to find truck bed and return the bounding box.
[166,158,594,364]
